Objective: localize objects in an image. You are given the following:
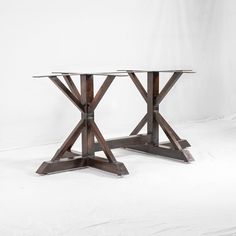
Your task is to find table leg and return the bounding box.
[36,75,128,175]
[126,72,194,162]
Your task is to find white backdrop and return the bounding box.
[0,0,235,150]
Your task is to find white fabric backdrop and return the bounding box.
[0,0,235,150]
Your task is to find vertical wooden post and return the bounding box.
[80,74,95,157]
[147,72,159,145]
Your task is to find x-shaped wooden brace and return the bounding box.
[126,71,194,162]
[36,74,129,175]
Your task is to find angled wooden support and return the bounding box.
[51,119,85,161]
[130,114,148,135]
[154,72,183,107]
[89,120,117,163]
[36,74,128,176]
[49,76,84,112]
[128,72,148,102]
[89,75,115,111]
[154,111,182,150]
[63,75,81,100]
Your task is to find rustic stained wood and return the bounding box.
[154,72,183,107]
[130,114,148,135]
[63,75,81,100]
[34,69,194,176]
[36,73,129,176]
[125,70,194,163]
[49,76,84,112]
[89,75,115,111]
[93,134,151,152]
[51,119,85,161]
[128,72,148,102]
[147,72,159,145]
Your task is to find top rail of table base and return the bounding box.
[33,69,195,78]
[118,69,195,73]
[33,71,128,78]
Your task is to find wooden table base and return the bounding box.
[34,70,194,176]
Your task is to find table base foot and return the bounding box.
[88,156,129,176]
[159,139,191,149]
[126,143,194,162]
[36,156,129,176]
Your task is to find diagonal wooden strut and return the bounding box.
[89,75,115,112]
[130,114,148,135]
[49,76,84,112]
[51,119,85,161]
[154,111,182,150]
[128,73,148,102]
[89,120,117,163]
[154,111,181,141]
[154,72,183,107]
[63,75,81,100]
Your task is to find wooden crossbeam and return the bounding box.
[93,134,151,151]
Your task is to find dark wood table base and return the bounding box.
[34,70,194,176]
